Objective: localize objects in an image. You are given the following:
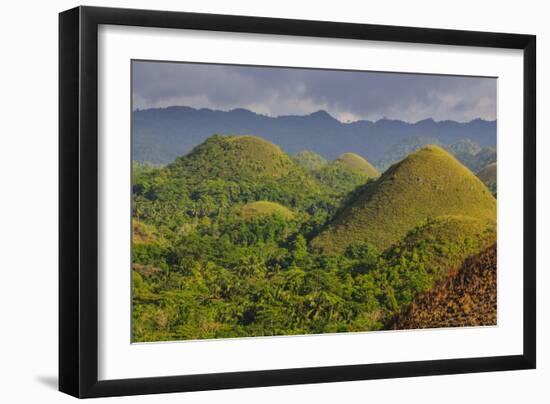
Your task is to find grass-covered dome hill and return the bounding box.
[336,152,380,178]
[239,201,295,220]
[132,135,327,227]
[311,145,496,253]
[169,135,301,179]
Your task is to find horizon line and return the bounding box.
[132,105,497,125]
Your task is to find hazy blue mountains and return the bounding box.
[133,106,496,167]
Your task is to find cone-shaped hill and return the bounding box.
[162,135,321,210]
[169,135,297,179]
[336,153,380,178]
[312,160,371,196]
[311,145,496,253]
[239,201,295,220]
[310,152,378,197]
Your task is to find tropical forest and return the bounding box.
[132,128,497,342]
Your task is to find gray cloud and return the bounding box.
[132,61,496,123]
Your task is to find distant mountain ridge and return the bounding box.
[377,136,497,173]
[132,106,496,165]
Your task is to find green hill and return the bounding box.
[239,201,295,220]
[132,135,323,228]
[349,215,496,323]
[292,150,328,171]
[312,161,371,196]
[311,145,496,253]
[336,152,380,178]
[385,215,496,280]
[169,135,297,179]
[310,152,378,198]
[165,134,322,204]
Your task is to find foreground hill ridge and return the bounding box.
[311,145,496,253]
[389,244,497,329]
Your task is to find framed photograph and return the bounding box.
[59,6,536,398]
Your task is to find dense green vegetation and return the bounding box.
[292,150,377,197]
[292,150,328,171]
[132,136,497,342]
[311,161,373,197]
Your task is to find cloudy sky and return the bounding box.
[132,61,496,123]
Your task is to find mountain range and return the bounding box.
[132,106,496,167]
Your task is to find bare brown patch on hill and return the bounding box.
[389,244,497,330]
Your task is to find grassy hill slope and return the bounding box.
[132,135,327,232]
[169,135,296,179]
[384,215,496,280]
[336,152,380,178]
[239,201,295,220]
[311,145,496,253]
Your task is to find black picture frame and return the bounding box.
[59,5,536,398]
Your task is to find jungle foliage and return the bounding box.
[132,135,496,342]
